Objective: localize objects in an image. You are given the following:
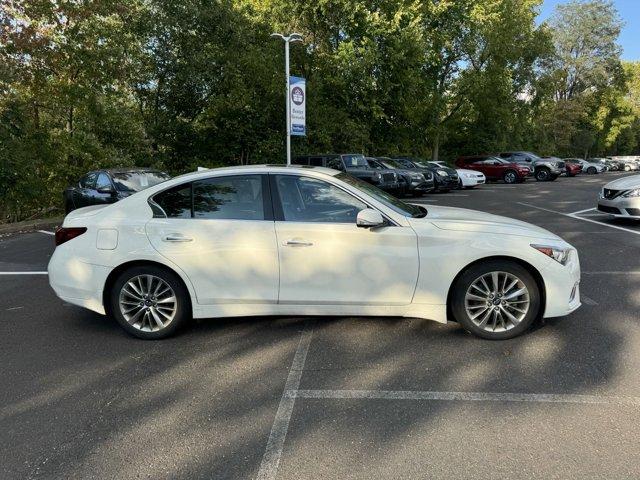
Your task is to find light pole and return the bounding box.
[271,32,303,166]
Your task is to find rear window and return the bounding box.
[112,171,170,192]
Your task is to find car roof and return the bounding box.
[170,164,340,182]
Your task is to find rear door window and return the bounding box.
[193,175,265,220]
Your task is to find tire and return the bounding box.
[587,167,597,174]
[450,260,541,340]
[503,170,518,184]
[534,167,551,181]
[624,165,631,172]
[110,265,191,339]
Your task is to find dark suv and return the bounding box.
[498,151,564,181]
[393,157,459,192]
[293,154,401,192]
[455,155,531,184]
[367,157,435,196]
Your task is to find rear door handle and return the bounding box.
[283,239,313,247]
[163,234,193,242]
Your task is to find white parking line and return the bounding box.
[257,322,315,480]
[37,230,55,236]
[518,202,640,236]
[583,271,640,275]
[581,295,598,306]
[290,389,640,406]
[571,207,596,215]
[0,271,48,275]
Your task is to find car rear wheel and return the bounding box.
[450,260,541,340]
[110,265,191,339]
[503,170,518,184]
[624,165,631,171]
[534,167,550,181]
[587,166,597,174]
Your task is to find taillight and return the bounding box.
[55,227,87,246]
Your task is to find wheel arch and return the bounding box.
[445,255,546,321]
[102,260,194,317]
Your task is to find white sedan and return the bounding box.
[49,165,581,340]
[456,168,486,188]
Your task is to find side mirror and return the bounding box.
[357,209,385,228]
[97,185,114,194]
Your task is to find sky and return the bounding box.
[539,0,640,61]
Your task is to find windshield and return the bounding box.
[379,158,404,169]
[111,171,171,192]
[341,154,368,168]
[523,152,542,161]
[336,173,425,218]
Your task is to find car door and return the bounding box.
[271,173,419,306]
[145,174,279,305]
[76,172,98,208]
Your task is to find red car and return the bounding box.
[455,155,531,184]
[564,161,582,177]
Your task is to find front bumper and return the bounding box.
[543,249,582,318]
[435,174,459,190]
[597,195,640,218]
[460,175,485,187]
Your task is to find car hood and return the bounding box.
[455,168,483,175]
[409,205,560,240]
[604,175,640,190]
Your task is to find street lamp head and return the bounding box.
[270,33,285,40]
[289,33,304,43]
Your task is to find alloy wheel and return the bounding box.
[464,271,530,333]
[504,172,516,183]
[118,274,177,332]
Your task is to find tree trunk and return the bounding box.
[66,107,73,136]
[432,129,441,161]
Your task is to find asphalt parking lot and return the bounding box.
[2,172,640,479]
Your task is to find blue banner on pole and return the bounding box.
[289,76,306,136]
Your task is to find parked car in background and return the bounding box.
[618,160,638,172]
[543,156,582,177]
[49,164,581,340]
[597,175,640,219]
[293,154,400,193]
[564,158,605,174]
[587,158,615,172]
[564,161,583,177]
[427,160,486,188]
[393,157,459,192]
[498,151,564,181]
[63,168,171,213]
[456,155,531,184]
[367,157,435,196]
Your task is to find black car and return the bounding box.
[293,154,401,192]
[64,168,171,213]
[367,157,435,196]
[393,157,459,192]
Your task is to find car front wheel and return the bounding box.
[535,168,550,181]
[450,260,541,340]
[110,265,191,339]
[587,167,597,174]
[503,170,518,184]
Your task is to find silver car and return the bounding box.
[597,175,640,218]
[565,158,606,174]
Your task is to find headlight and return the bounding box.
[463,173,474,178]
[623,189,640,198]
[409,173,424,180]
[436,169,448,177]
[531,244,573,265]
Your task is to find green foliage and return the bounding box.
[0,0,638,222]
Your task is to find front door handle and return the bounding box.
[163,234,193,242]
[283,239,313,247]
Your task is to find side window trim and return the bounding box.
[268,173,397,226]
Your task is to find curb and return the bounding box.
[0,217,63,235]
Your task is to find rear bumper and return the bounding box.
[48,247,111,315]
